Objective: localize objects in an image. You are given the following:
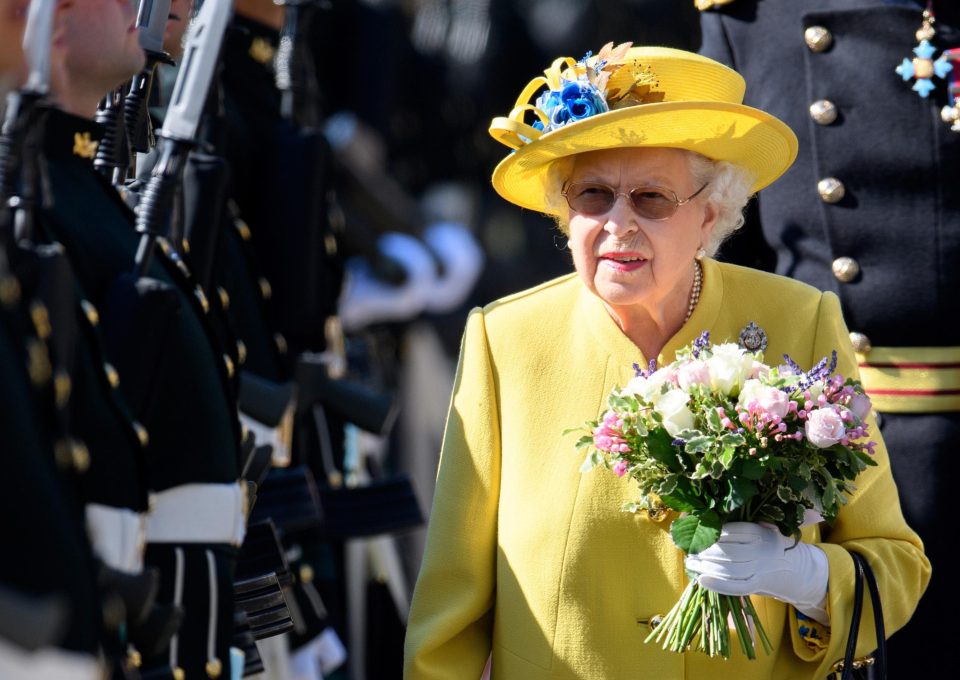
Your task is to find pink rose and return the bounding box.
[677,360,711,390]
[613,460,628,477]
[748,361,770,379]
[738,379,790,420]
[804,407,847,448]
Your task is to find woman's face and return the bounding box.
[566,146,717,315]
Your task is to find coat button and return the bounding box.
[805,26,833,52]
[809,99,838,125]
[849,332,872,354]
[817,177,846,203]
[832,257,860,283]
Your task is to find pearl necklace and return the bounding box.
[684,259,703,324]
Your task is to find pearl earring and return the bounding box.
[696,248,706,260]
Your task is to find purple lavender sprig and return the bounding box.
[691,331,711,359]
[633,359,658,378]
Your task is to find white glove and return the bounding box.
[684,522,830,625]
[422,222,485,313]
[338,232,438,332]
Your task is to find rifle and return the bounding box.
[124,0,175,154]
[135,0,232,277]
[274,0,327,128]
[0,0,55,246]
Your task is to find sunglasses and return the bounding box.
[561,181,710,220]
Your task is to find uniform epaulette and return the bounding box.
[695,0,737,10]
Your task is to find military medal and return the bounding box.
[940,48,960,131]
[895,3,953,98]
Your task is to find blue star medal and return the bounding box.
[896,9,953,98]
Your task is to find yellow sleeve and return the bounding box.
[404,308,501,679]
[789,292,932,676]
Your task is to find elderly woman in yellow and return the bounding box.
[403,46,930,679]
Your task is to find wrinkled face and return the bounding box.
[566,147,717,313]
[54,0,144,87]
[0,0,28,81]
[164,0,193,60]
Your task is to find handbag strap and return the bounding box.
[836,551,887,680]
[839,550,866,680]
[853,551,887,679]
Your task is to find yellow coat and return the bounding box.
[404,258,930,679]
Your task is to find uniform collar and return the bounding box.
[227,14,280,70]
[41,107,104,162]
[577,256,723,369]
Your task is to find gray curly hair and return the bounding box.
[545,150,755,256]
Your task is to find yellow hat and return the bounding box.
[489,44,798,215]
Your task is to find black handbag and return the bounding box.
[828,551,886,680]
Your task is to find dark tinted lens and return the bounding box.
[566,183,616,214]
[630,188,678,220]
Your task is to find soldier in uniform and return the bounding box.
[697,0,959,674]
[39,2,247,677]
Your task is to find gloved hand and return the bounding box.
[685,522,830,625]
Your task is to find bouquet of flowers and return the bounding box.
[570,331,878,660]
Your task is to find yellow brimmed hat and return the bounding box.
[489,44,798,215]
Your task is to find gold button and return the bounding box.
[325,233,338,256]
[127,646,142,669]
[805,25,833,52]
[205,658,223,678]
[235,218,252,241]
[0,275,21,307]
[181,239,191,254]
[104,362,120,389]
[223,353,235,379]
[300,564,315,584]
[173,667,185,680]
[258,277,272,300]
[133,421,150,447]
[849,332,872,354]
[817,177,845,203]
[809,99,838,125]
[72,441,91,473]
[80,299,99,326]
[236,339,247,365]
[832,256,860,283]
[27,339,52,386]
[53,370,72,409]
[217,286,230,310]
[195,286,210,313]
[30,302,51,339]
[274,332,288,355]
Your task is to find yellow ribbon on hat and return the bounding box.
[489,56,578,150]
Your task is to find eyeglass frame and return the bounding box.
[560,181,710,220]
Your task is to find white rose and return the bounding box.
[623,366,675,405]
[706,343,754,396]
[655,389,695,437]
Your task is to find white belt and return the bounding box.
[145,483,247,547]
[85,504,147,574]
[239,410,293,468]
[0,637,104,680]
